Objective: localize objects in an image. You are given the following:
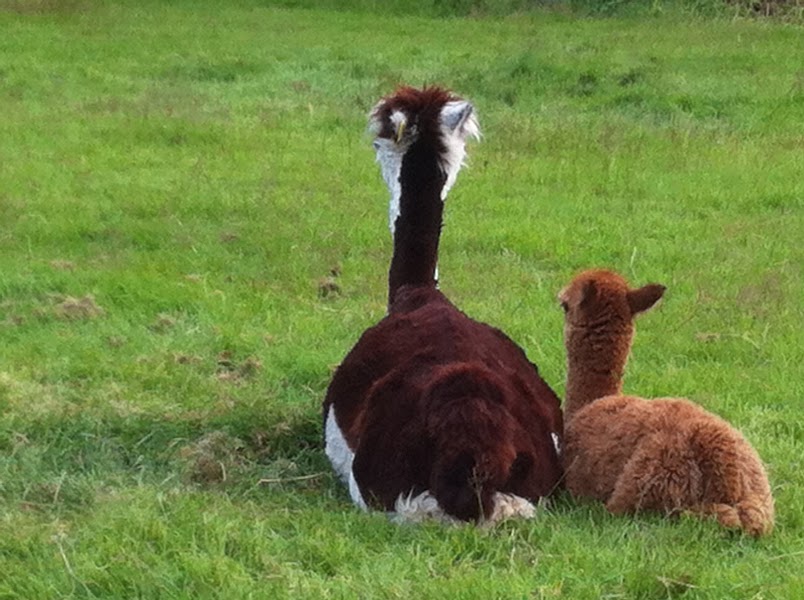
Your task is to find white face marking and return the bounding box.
[369,107,409,235]
[372,136,404,234]
[389,110,407,138]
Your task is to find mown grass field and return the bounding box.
[1,0,802,597]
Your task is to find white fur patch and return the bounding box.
[551,432,561,456]
[391,490,458,524]
[488,493,536,523]
[372,136,404,235]
[438,101,481,200]
[389,490,535,525]
[348,470,368,510]
[324,405,353,483]
[324,405,367,510]
[389,110,407,136]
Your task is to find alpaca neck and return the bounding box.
[387,139,448,306]
[564,325,632,419]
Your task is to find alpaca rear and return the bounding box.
[342,288,563,523]
[423,364,547,521]
[560,270,774,536]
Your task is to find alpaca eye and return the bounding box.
[560,301,569,313]
[373,140,381,150]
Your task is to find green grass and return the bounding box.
[1,0,802,597]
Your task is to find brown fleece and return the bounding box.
[560,269,774,536]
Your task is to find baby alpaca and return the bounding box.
[559,269,774,536]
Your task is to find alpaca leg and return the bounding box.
[736,497,774,537]
[697,503,741,530]
[606,476,648,515]
[689,425,774,536]
[605,434,700,516]
[605,448,661,515]
[695,500,772,537]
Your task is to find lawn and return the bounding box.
[0,0,802,597]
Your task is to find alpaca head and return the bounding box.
[558,270,666,333]
[369,86,480,234]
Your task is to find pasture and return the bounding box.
[1,0,802,597]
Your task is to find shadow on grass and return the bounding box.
[0,403,330,513]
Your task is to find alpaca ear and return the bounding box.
[578,279,598,308]
[627,284,666,316]
[559,279,597,313]
[440,101,479,139]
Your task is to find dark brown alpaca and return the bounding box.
[559,269,774,536]
[323,87,563,523]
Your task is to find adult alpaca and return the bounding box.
[323,87,563,523]
[559,269,774,536]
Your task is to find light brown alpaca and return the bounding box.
[559,269,774,537]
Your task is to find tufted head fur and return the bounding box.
[369,86,480,233]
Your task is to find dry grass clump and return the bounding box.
[215,352,262,383]
[178,431,250,486]
[49,259,76,271]
[54,295,105,320]
[149,313,177,333]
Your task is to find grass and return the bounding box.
[0,0,802,597]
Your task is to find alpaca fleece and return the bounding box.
[560,269,774,536]
[327,286,563,522]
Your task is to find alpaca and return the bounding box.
[559,269,774,536]
[323,87,563,523]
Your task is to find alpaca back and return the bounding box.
[564,395,774,536]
